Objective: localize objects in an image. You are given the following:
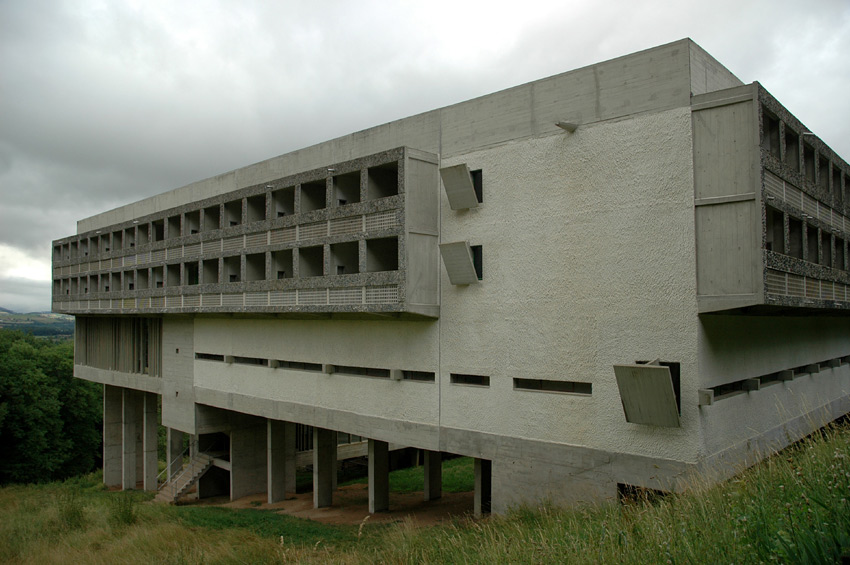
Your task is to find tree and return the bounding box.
[0,330,101,483]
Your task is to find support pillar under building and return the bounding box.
[121,388,139,490]
[103,385,123,487]
[474,458,492,518]
[313,428,337,508]
[142,392,158,491]
[368,439,389,513]
[424,450,442,501]
[267,419,296,503]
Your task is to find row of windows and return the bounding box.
[53,161,401,262]
[54,237,399,295]
[765,206,849,270]
[762,106,849,207]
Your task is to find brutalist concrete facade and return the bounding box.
[54,39,850,514]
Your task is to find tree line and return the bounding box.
[0,329,101,483]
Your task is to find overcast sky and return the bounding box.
[1,0,848,313]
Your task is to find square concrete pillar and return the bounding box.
[368,439,389,513]
[231,422,268,501]
[267,420,296,503]
[166,428,185,480]
[313,428,337,508]
[121,389,139,490]
[474,458,492,518]
[142,392,159,491]
[424,450,442,501]
[103,385,123,487]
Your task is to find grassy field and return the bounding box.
[1,425,848,563]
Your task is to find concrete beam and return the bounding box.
[474,458,492,518]
[142,392,158,491]
[313,428,336,508]
[368,439,389,513]
[103,384,123,487]
[423,450,442,501]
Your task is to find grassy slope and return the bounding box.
[1,427,849,564]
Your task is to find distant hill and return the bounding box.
[0,311,74,338]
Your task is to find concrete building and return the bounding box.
[52,39,850,515]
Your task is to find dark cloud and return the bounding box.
[0,278,51,314]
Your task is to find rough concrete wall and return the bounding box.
[161,318,196,433]
[439,106,700,463]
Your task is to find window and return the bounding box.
[332,365,390,378]
[246,194,266,223]
[440,164,481,210]
[784,128,800,171]
[300,180,326,212]
[331,241,359,275]
[765,207,784,253]
[451,373,490,387]
[224,200,242,227]
[366,237,398,272]
[514,378,591,395]
[333,171,361,206]
[471,245,483,280]
[402,370,436,382]
[298,246,324,277]
[366,162,398,200]
[272,186,295,217]
[761,110,780,159]
[203,205,220,231]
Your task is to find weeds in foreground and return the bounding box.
[56,490,86,530]
[107,492,137,527]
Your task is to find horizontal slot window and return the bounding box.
[514,378,591,395]
[451,373,490,387]
[195,353,225,362]
[333,365,390,378]
[273,360,323,372]
[232,356,267,366]
[402,370,436,382]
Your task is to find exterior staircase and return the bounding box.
[155,453,214,503]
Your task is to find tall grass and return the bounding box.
[0,422,847,564]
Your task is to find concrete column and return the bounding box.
[474,458,492,518]
[368,439,390,513]
[121,389,138,490]
[424,450,442,501]
[267,420,297,503]
[142,392,158,491]
[313,428,337,508]
[103,385,123,487]
[166,428,185,480]
[231,422,268,501]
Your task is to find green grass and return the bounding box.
[340,456,474,493]
[1,424,849,563]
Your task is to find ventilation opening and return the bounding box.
[451,373,490,387]
[196,353,225,362]
[333,365,390,378]
[331,241,359,276]
[272,249,293,279]
[367,162,399,200]
[167,215,181,238]
[471,245,483,280]
[513,378,591,395]
[223,255,241,283]
[204,205,221,231]
[273,186,295,217]
[246,253,265,281]
[333,171,361,206]
[233,356,267,366]
[185,261,200,286]
[225,200,242,227]
[789,217,804,259]
[470,169,483,203]
[402,371,436,382]
[301,180,327,212]
[185,211,200,235]
[765,207,785,253]
[299,246,324,277]
[366,237,398,272]
[273,360,322,372]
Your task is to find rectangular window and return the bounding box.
[471,245,483,280]
[451,373,490,387]
[785,128,800,171]
[402,370,436,382]
[470,169,483,203]
[761,110,780,159]
[514,378,591,395]
[233,356,267,366]
[195,353,225,362]
[300,180,327,212]
[333,365,390,378]
[765,207,784,253]
[789,217,804,259]
[273,360,322,372]
[804,144,815,183]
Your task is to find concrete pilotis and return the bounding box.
[143,392,158,491]
[424,450,442,501]
[231,422,268,500]
[368,439,389,513]
[166,428,184,480]
[313,428,336,508]
[103,385,123,487]
[474,458,492,518]
[267,420,296,503]
[121,388,139,490]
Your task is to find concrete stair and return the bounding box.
[154,453,214,503]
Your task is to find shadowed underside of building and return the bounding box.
[53,39,850,515]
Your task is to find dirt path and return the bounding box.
[186,483,475,526]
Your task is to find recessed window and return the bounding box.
[784,128,800,172]
[366,162,399,200]
[821,231,832,268]
[195,353,225,362]
[765,207,784,253]
[202,259,218,284]
[333,171,361,206]
[112,230,123,250]
[333,365,390,378]
[166,264,180,287]
[247,194,266,223]
[470,169,483,203]
[224,200,242,227]
[366,237,398,272]
[185,261,200,286]
[819,156,830,192]
[273,360,322,372]
[761,110,780,159]
[833,166,842,203]
[245,253,265,281]
[298,245,324,277]
[402,370,436,382]
[451,373,490,387]
[300,180,327,212]
[331,241,359,276]
[272,186,295,217]
[789,217,804,259]
[804,144,815,184]
[514,378,591,395]
[136,269,150,290]
[272,249,293,279]
[836,238,845,271]
[167,215,181,238]
[152,220,165,242]
[136,224,149,245]
[807,225,819,263]
[204,205,221,231]
[471,245,483,280]
[223,255,241,283]
[233,356,267,366]
[185,211,200,235]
